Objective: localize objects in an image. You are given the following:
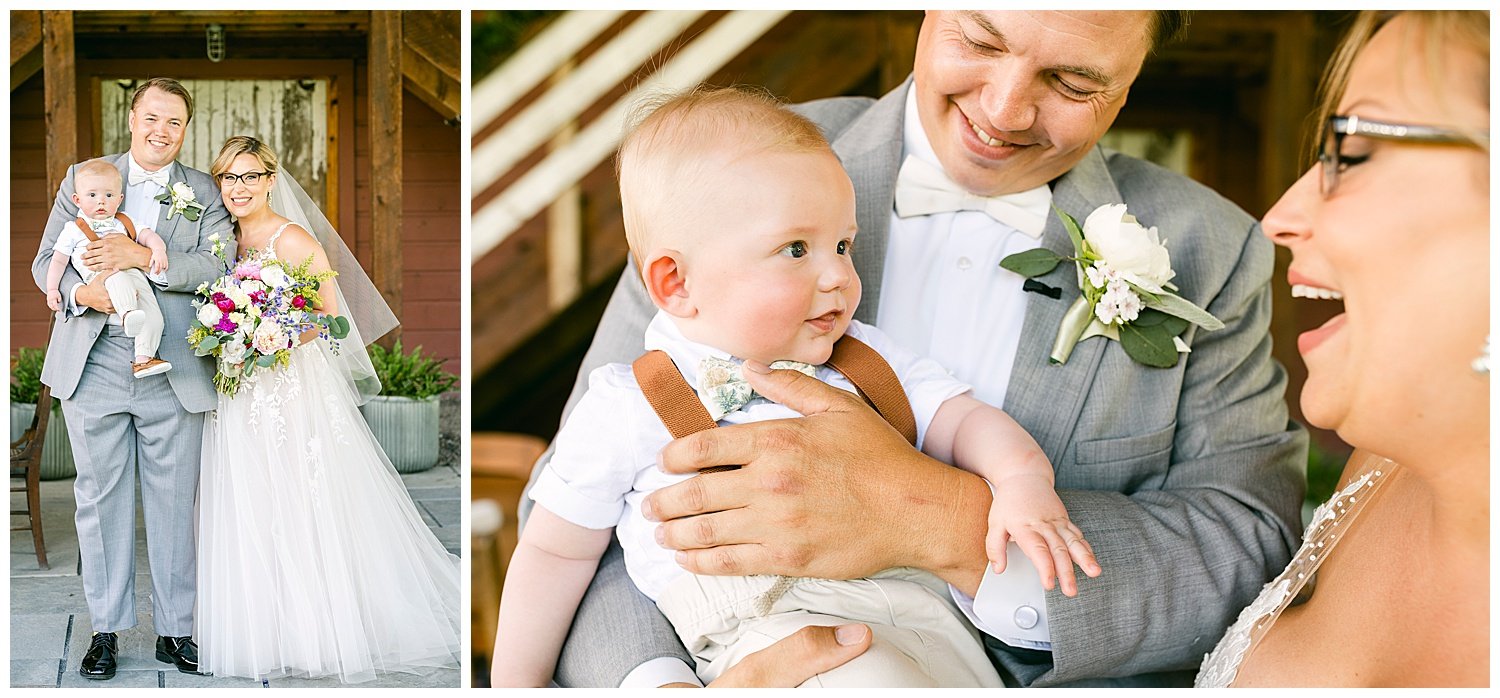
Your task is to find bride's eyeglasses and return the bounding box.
[1319,114,1488,197]
[217,170,270,187]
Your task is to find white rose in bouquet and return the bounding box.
[1082,203,1174,293]
[221,337,249,365]
[260,265,291,289]
[240,279,266,295]
[196,303,221,327]
[252,319,290,354]
[226,286,251,309]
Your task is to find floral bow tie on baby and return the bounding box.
[697,356,817,421]
[84,218,118,233]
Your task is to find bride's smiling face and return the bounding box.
[1261,13,1488,457]
[218,153,277,219]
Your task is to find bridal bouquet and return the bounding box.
[187,253,351,396]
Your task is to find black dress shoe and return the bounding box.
[156,635,210,675]
[79,632,118,680]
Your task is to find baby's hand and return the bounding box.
[149,249,169,275]
[986,474,1101,597]
[46,289,62,312]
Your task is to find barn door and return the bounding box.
[99,78,330,210]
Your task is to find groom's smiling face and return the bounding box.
[128,86,189,172]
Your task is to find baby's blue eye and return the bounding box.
[781,241,808,258]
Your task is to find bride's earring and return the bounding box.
[1473,335,1489,375]
[267,188,274,208]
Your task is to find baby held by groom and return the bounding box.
[493,87,1102,688]
[45,157,173,378]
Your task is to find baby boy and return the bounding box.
[46,158,172,378]
[494,87,1100,687]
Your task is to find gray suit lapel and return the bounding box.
[152,161,188,245]
[1002,147,1125,462]
[831,82,908,325]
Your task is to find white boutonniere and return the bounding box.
[1001,203,1223,368]
[155,181,206,222]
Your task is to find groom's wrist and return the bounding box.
[914,466,990,596]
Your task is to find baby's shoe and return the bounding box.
[133,358,172,379]
[122,310,145,337]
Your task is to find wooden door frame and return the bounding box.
[76,58,356,237]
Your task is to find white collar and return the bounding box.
[642,311,738,390]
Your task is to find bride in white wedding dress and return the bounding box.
[195,136,460,683]
[1196,10,1488,687]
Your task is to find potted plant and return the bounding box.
[360,340,458,473]
[10,346,76,480]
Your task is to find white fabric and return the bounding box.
[268,169,396,404]
[196,239,460,683]
[529,311,971,601]
[122,155,165,230]
[618,657,703,688]
[656,568,1004,687]
[127,157,171,188]
[103,270,163,359]
[895,156,1050,238]
[54,219,127,283]
[879,88,1055,649]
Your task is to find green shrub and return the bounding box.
[11,347,46,404]
[369,340,458,400]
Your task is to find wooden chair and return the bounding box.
[11,382,53,570]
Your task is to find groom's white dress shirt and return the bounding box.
[68,155,170,325]
[880,89,1055,651]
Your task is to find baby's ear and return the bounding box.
[643,249,694,318]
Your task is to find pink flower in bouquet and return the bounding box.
[214,315,238,333]
[216,298,236,313]
[233,261,261,280]
[249,290,268,305]
[291,295,306,309]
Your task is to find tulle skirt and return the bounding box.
[197,342,460,683]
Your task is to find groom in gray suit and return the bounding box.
[31,77,230,680]
[536,11,1308,688]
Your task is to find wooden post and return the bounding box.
[370,10,404,343]
[42,11,76,198]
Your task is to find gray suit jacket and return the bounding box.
[539,81,1307,687]
[32,153,233,414]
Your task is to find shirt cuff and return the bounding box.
[146,268,168,286]
[527,467,626,530]
[618,657,702,688]
[66,282,87,317]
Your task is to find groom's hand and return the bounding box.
[76,275,116,314]
[647,362,992,593]
[81,235,151,273]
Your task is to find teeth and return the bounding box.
[1292,284,1344,300]
[968,119,1005,147]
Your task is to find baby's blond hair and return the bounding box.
[616,85,833,273]
[75,158,122,189]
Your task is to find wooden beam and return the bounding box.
[370,10,404,339]
[43,11,76,198]
[402,11,460,120]
[73,10,368,35]
[13,10,42,91]
[402,43,460,122]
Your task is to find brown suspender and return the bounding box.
[74,212,138,243]
[630,335,919,471]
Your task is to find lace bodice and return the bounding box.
[244,221,294,262]
[1195,455,1396,687]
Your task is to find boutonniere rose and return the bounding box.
[1001,203,1224,368]
[155,181,206,222]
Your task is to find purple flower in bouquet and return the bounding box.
[214,315,238,334]
[249,290,268,305]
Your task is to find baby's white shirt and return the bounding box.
[529,311,971,601]
[53,218,130,283]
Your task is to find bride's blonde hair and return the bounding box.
[210,135,281,180]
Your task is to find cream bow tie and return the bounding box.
[894,156,1049,238]
[85,217,119,233]
[128,163,170,188]
[697,356,817,421]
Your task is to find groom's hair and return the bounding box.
[616,84,832,273]
[75,158,122,188]
[130,77,195,124]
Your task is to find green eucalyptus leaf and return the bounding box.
[999,249,1064,278]
[1119,322,1180,368]
[331,316,351,339]
[1144,292,1225,331]
[256,354,276,368]
[199,336,220,351]
[1053,204,1086,255]
[1131,308,1170,328]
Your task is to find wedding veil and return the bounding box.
[269,170,399,404]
